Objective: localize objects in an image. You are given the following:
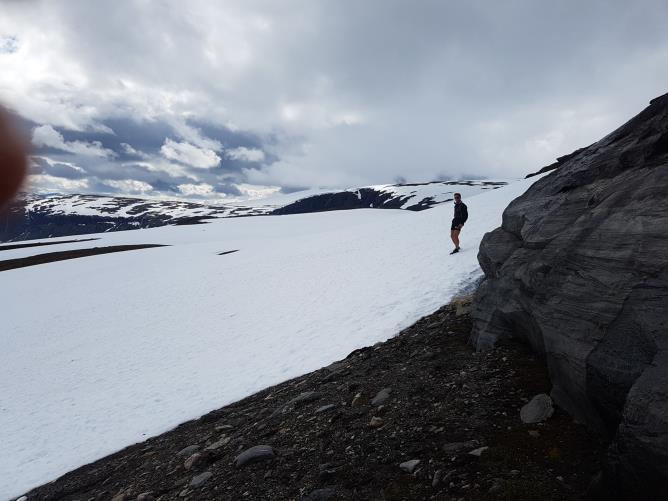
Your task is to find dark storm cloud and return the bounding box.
[3,0,668,197]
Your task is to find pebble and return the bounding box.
[215,424,234,431]
[177,445,200,457]
[468,446,489,457]
[351,393,363,407]
[234,445,275,468]
[205,436,231,451]
[369,416,384,428]
[399,459,421,473]
[15,498,27,501]
[371,388,392,406]
[528,430,540,438]
[302,487,337,500]
[190,471,213,488]
[315,404,336,414]
[510,469,521,476]
[136,493,154,501]
[520,394,554,424]
[442,440,478,454]
[184,452,203,470]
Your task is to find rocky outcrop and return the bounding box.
[471,93,668,497]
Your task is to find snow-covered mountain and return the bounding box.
[0,180,507,242]
[0,176,537,499]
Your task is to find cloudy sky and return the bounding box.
[2,0,667,201]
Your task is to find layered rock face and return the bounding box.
[471,93,668,496]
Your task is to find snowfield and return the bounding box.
[1,176,540,499]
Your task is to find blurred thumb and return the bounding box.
[0,105,28,209]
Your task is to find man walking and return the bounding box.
[450,192,468,254]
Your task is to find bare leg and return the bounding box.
[450,229,460,248]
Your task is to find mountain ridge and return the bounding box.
[0,180,506,242]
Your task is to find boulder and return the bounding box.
[471,92,668,497]
[520,394,554,423]
[234,445,275,468]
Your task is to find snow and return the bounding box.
[21,193,276,219]
[360,180,507,208]
[0,176,541,499]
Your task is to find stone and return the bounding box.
[528,430,541,438]
[271,391,322,417]
[136,493,154,501]
[190,471,213,488]
[471,92,668,497]
[520,394,554,424]
[351,393,363,407]
[468,446,489,457]
[455,298,472,317]
[399,459,421,473]
[177,445,199,457]
[432,469,444,487]
[234,445,275,468]
[287,391,321,406]
[205,436,231,451]
[184,452,204,470]
[371,388,392,406]
[302,487,337,500]
[315,404,336,414]
[442,440,478,454]
[369,416,384,428]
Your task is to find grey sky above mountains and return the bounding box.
[2,0,667,201]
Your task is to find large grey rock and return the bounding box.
[234,445,275,468]
[520,394,554,423]
[471,93,668,497]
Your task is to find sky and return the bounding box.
[1,0,667,201]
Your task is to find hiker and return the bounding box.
[449,192,468,254]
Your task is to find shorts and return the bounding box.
[451,219,464,231]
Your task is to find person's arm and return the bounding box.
[461,203,468,224]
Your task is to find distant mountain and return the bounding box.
[274,180,507,215]
[0,180,507,242]
[0,193,277,242]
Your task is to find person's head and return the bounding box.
[454,193,461,203]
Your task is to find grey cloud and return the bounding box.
[5,0,668,197]
[213,183,243,196]
[32,157,88,179]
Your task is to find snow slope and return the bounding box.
[0,176,540,499]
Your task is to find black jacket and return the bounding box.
[453,202,468,223]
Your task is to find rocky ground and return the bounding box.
[22,298,606,501]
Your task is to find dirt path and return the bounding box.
[22,300,605,500]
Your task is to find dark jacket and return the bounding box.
[453,202,468,223]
